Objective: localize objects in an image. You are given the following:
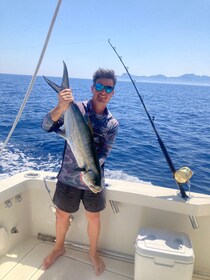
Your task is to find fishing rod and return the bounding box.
[108,39,192,199]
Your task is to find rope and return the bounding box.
[0,0,62,156]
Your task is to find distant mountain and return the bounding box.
[117,73,210,85]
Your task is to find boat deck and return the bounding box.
[0,237,204,280]
[0,237,134,280]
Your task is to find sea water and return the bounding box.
[0,74,210,195]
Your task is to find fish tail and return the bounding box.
[43,61,70,93]
[43,76,62,93]
[61,61,69,89]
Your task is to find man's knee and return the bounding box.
[86,211,100,223]
[56,208,71,222]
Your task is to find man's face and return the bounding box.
[91,78,115,106]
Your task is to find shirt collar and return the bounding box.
[87,100,109,117]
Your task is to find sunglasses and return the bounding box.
[94,83,114,94]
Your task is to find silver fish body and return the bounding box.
[43,62,102,193]
[61,102,102,193]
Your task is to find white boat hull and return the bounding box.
[0,171,210,279]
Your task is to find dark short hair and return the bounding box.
[93,68,117,86]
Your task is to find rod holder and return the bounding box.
[15,194,22,203]
[4,200,12,208]
[109,200,119,214]
[11,227,19,234]
[188,215,199,229]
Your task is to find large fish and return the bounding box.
[43,62,102,193]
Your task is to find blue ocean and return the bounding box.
[0,73,210,195]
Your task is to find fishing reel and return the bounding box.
[174,167,193,184]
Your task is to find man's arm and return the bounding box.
[42,88,74,132]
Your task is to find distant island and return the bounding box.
[117,73,210,86]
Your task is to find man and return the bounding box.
[42,68,118,276]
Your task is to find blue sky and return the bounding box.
[1,0,210,78]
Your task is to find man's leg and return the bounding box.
[42,208,71,269]
[85,211,105,276]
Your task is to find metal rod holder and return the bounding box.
[189,215,199,229]
[109,200,119,214]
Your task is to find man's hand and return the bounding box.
[50,88,74,122]
[57,88,74,111]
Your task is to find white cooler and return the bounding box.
[135,228,194,280]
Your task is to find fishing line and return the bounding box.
[43,175,73,222]
[108,39,189,199]
[43,176,57,215]
[0,0,62,157]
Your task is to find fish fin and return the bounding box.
[43,76,62,93]
[43,61,70,93]
[88,119,94,134]
[83,114,94,134]
[56,128,66,139]
[74,167,86,172]
[61,61,70,89]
